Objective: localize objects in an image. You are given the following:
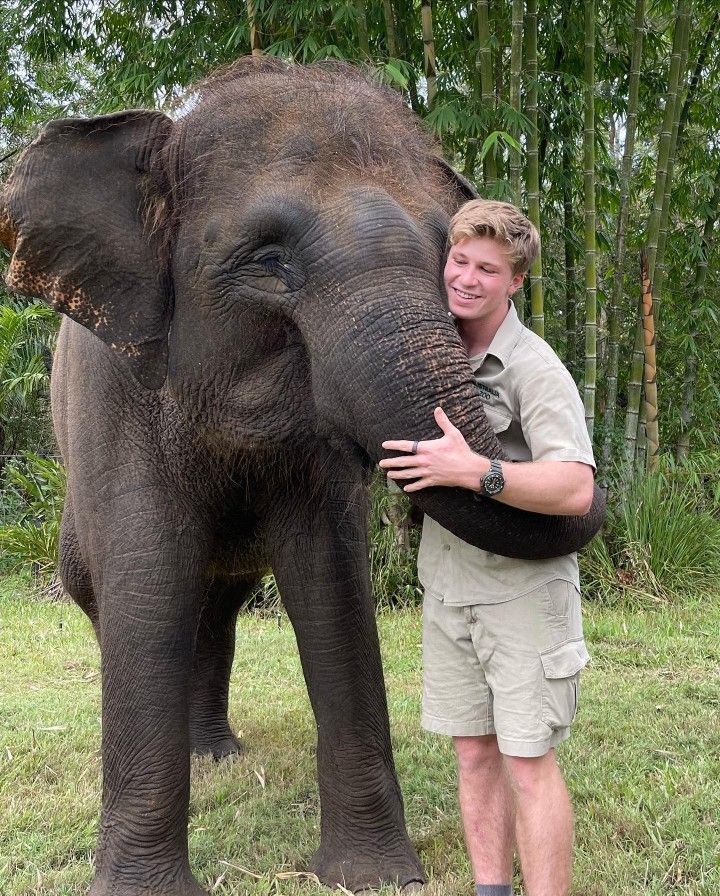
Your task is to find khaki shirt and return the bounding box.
[417,302,596,605]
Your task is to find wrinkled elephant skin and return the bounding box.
[0,59,604,895]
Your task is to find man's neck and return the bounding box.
[459,303,510,357]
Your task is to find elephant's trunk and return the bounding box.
[306,289,605,560]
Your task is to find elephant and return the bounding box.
[0,58,605,896]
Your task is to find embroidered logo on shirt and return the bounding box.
[475,378,500,402]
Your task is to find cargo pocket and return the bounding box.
[540,638,590,729]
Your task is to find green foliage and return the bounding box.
[582,464,720,603]
[368,474,422,610]
[0,452,65,582]
[0,299,57,457]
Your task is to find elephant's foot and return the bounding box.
[189,721,244,760]
[90,867,206,896]
[309,842,425,892]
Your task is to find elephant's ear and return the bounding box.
[1,110,173,389]
[433,157,479,205]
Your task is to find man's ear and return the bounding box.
[1,110,173,389]
[510,271,526,295]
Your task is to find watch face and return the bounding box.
[483,471,505,496]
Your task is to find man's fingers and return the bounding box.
[380,456,422,470]
[402,478,431,493]
[381,439,419,453]
[387,468,427,481]
[434,406,460,436]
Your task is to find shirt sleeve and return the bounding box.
[517,357,596,469]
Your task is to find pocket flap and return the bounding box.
[540,639,590,679]
[483,404,512,434]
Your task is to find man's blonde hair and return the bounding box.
[448,199,540,275]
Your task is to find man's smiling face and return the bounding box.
[443,235,525,331]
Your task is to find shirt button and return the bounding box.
[443,544,451,552]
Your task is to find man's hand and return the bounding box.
[380,407,596,515]
[379,407,488,493]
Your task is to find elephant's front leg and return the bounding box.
[89,506,209,896]
[189,577,255,759]
[266,477,425,892]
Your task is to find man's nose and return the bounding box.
[458,269,478,287]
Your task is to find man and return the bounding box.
[379,199,595,896]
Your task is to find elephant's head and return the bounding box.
[0,58,604,558]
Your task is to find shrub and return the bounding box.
[368,473,422,610]
[0,452,65,583]
[582,464,720,602]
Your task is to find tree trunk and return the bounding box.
[582,0,597,440]
[601,0,645,469]
[421,0,438,111]
[525,0,543,336]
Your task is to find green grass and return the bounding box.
[1,574,719,896]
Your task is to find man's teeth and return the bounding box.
[456,289,478,299]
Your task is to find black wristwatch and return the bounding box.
[479,459,505,497]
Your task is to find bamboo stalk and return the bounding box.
[382,0,399,58]
[509,0,524,206]
[354,0,370,57]
[394,0,421,113]
[640,253,659,470]
[653,9,690,326]
[246,0,262,57]
[563,134,577,373]
[477,0,497,185]
[583,0,597,440]
[525,0,543,336]
[645,0,690,285]
[421,0,438,111]
[624,311,645,469]
[676,166,720,460]
[625,0,689,470]
[601,0,645,469]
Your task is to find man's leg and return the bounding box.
[503,749,573,896]
[454,735,514,888]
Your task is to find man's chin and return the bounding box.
[449,304,480,319]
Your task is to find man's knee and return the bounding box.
[453,734,501,774]
[503,749,561,799]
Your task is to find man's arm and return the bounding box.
[379,407,595,517]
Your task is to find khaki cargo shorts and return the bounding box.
[422,579,590,757]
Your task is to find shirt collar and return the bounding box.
[467,301,525,368]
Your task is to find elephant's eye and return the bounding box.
[252,245,289,274]
[251,245,303,290]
